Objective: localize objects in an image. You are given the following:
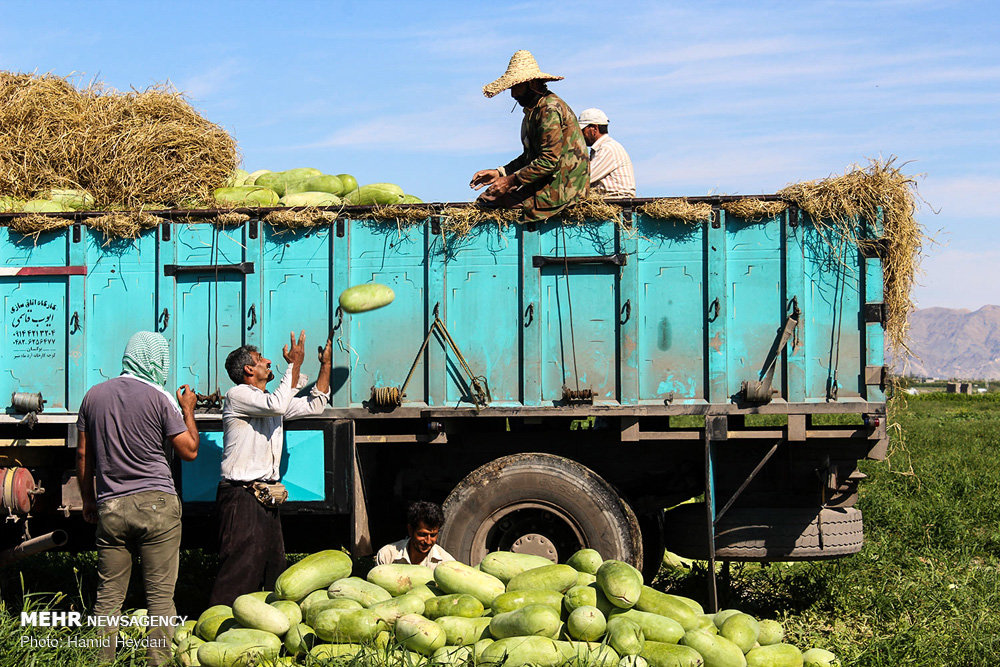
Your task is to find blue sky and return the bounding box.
[2,0,996,310]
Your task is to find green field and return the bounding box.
[1,393,998,665]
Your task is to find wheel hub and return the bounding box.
[471,502,585,564]
[511,532,558,561]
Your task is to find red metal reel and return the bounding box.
[0,467,37,515]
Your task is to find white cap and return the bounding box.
[578,108,610,127]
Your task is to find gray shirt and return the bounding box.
[77,376,187,502]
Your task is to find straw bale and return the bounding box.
[368,204,433,225]
[637,198,713,222]
[210,211,251,228]
[561,195,623,223]
[721,198,788,221]
[263,207,336,230]
[778,157,924,352]
[87,212,165,244]
[440,206,518,237]
[0,72,238,210]
[5,213,72,241]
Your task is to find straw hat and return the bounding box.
[483,50,564,98]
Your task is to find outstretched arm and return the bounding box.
[285,338,333,419]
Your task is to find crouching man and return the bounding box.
[375,501,456,570]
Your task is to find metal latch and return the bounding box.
[740,297,800,403]
[562,386,595,405]
[369,303,491,411]
[865,366,887,392]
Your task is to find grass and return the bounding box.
[2,392,997,665]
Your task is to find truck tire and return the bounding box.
[439,453,643,570]
[662,505,864,561]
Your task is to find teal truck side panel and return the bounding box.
[1,209,886,507]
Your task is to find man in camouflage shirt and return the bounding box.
[471,51,589,222]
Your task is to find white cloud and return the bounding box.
[176,58,243,100]
[919,176,1000,219]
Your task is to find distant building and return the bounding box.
[946,382,973,394]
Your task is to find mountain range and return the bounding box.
[892,305,1000,380]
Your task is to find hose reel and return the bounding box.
[11,392,44,429]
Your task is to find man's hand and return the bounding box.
[470,169,501,191]
[176,384,196,412]
[283,330,306,367]
[486,174,517,197]
[82,497,98,524]
[318,338,332,366]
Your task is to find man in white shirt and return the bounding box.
[375,501,456,570]
[209,331,332,605]
[578,108,636,198]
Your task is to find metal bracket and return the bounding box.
[861,237,890,259]
[371,303,491,411]
[163,261,255,276]
[865,365,887,391]
[715,439,782,525]
[621,208,634,228]
[157,307,170,333]
[532,253,627,268]
[863,302,887,326]
[195,390,222,411]
[740,297,799,403]
[561,386,595,405]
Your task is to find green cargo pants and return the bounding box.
[93,489,181,666]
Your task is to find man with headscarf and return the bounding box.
[470,50,589,222]
[76,331,198,666]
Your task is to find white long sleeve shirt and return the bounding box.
[588,134,636,197]
[221,366,330,483]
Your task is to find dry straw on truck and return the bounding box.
[0,70,923,354]
[0,72,238,211]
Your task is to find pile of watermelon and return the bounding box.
[173,548,840,667]
[214,168,423,208]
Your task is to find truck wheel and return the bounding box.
[662,505,864,561]
[439,453,643,570]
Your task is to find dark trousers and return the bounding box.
[208,482,286,606]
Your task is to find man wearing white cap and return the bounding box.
[470,50,589,222]
[578,108,636,198]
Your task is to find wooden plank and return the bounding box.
[620,416,640,442]
[1,438,66,447]
[355,434,447,444]
[349,422,373,557]
[637,430,701,441]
